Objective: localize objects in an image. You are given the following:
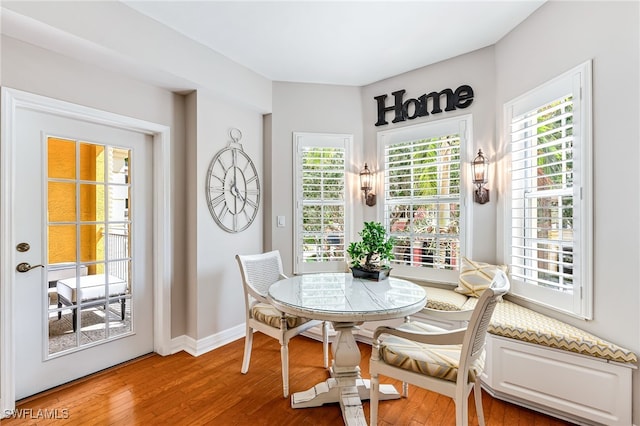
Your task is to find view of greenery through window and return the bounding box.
[510,95,574,292]
[384,135,461,270]
[301,147,345,263]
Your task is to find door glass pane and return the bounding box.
[48,314,78,355]
[107,262,130,338]
[108,298,131,338]
[108,185,129,221]
[108,226,129,261]
[79,183,105,222]
[48,138,76,179]
[48,225,77,264]
[108,148,129,183]
[80,224,105,263]
[47,138,133,356]
[80,142,105,182]
[48,182,76,222]
[79,306,106,345]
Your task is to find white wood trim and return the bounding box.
[171,325,245,357]
[152,125,173,356]
[1,87,18,418]
[0,88,172,416]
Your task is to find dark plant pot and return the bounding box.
[350,266,391,281]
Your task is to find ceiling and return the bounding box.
[123,1,546,87]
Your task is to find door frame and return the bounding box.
[0,87,173,415]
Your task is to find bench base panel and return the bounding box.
[483,335,634,426]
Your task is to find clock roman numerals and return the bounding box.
[210,193,225,207]
[205,143,261,233]
[245,198,258,210]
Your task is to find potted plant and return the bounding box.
[347,221,395,281]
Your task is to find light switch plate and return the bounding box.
[277,216,285,227]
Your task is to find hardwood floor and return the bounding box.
[5,333,575,425]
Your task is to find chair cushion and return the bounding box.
[462,298,638,364]
[455,257,508,298]
[378,322,485,383]
[251,303,311,329]
[424,287,469,311]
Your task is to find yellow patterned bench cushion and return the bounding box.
[424,287,470,311]
[379,322,485,383]
[251,303,311,329]
[461,298,638,364]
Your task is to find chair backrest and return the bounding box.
[235,250,285,303]
[458,269,510,384]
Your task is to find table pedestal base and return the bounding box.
[291,323,400,425]
[291,378,400,425]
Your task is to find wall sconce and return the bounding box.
[472,149,490,204]
[360,163,376,206]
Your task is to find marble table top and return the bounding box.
[268,273,427,323]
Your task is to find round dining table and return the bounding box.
[268,272,427,425]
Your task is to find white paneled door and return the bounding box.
[12,104,154,399]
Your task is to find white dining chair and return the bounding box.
[369,270,510,425]
[235,250,329,398]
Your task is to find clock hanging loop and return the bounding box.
[228,127,244,151]
[230,127,242,144]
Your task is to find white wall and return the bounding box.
[494,2,640,423]
[269,82,364,276]
[1,1,272,113]
[361,46,497,263]
[192,91,264,339]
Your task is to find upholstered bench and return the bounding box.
[56,274,128,332]
[422,255,637,364]
[461,296,638,364]
[421,285,638,425]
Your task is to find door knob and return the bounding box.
[16,262,44,273]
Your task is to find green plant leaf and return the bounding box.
[347,221,395,270]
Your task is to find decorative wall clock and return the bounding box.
[206,128,260,233]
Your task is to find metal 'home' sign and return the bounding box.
[374,85,474,126]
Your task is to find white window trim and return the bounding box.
[293,132,353,274]
[503,60,593,319]
[376,115,473,284]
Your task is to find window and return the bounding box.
[378,116,471,283]
[505,61,592,318]
[46,138,133,355]
[294,133,352,274]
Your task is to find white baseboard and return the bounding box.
[170,324,245,357]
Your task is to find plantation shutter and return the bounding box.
[510,96,575,293]
[379,116,468,283]
[294,133,351,274]
[505,61,592,318]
